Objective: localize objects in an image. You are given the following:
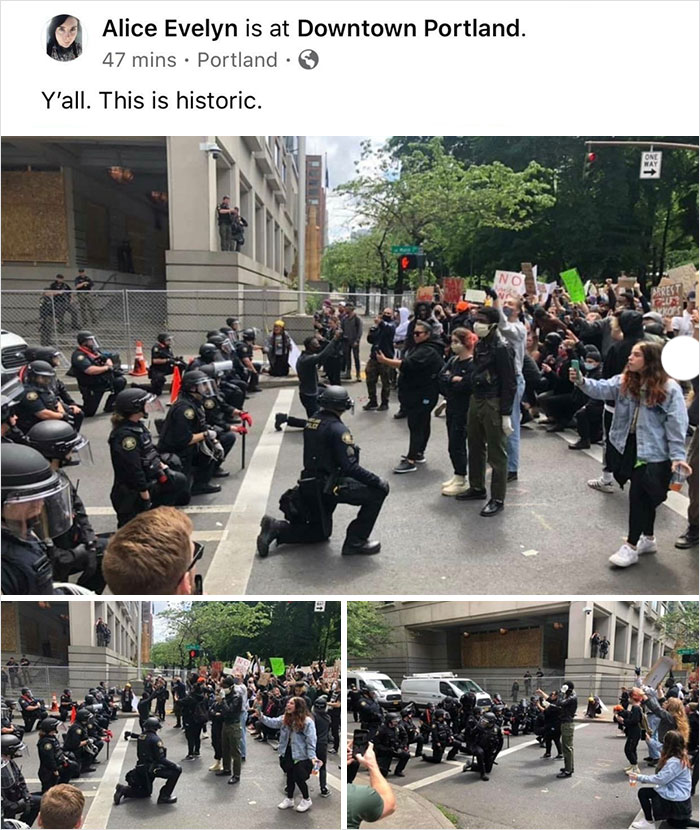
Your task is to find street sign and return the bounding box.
[391,245,421,254]
[314,601,326,612]
[677,647,696,655]
[185,644,200,652]
[640,151,662,179]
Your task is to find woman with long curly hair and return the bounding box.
[571,340,691,568]
[255,695,319,813]
[645,690,691,762]
[629,730,695,829]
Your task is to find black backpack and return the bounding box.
[193,697,210,725]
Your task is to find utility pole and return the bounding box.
[136,602,142,682]
[297,136,306,314]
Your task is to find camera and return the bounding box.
[199,141,220,160]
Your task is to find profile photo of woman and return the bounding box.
[46,14,82,61]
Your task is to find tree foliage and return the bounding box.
[348,602,393,659]
[661,602,699,651]
[150,602,341,668]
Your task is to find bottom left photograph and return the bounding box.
[1,600,342,830]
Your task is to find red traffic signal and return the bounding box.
[189,650,197,659]
[397,253,426,271]
[400,255,411,270]
[587,152,597,163]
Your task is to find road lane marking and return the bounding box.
[405,724,590,791]
[82,717,135,829]
[207,388,295,594]
[86,504,235,516]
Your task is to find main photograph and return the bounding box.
[1,135,698,595]
[0,599,342,828]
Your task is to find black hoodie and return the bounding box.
[398,338,444,408]
[603,310,646,380]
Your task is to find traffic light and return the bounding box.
[189,649,197,660]
[583,150,597,178]
[397,254,427,272]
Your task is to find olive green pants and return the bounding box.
[222,721,242,777]
[561,722,575,772]
[467,397,507,501]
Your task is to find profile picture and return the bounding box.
[46,14,82,61]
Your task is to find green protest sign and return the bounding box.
[559,268,586,303]
[270,657,286,676]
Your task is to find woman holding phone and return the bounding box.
[570,341,690,569]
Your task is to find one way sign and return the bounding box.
[640,151,662,179]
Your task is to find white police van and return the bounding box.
[347,669,402,710]
[400,673,492,710]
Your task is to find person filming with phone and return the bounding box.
[347,737,396,829]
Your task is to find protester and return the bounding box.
[616,687,645,773]
[265,321,292,377]
[347,741,397,829]
[38,783,85,829]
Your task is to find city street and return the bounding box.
[21,710,340,830]
[66,373,697,596]
[349,720,699,829]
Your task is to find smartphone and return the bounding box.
[570,359,580,373]
[194,574,204,595]
[352,729,369,758]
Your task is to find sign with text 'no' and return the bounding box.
[493,270,526,301]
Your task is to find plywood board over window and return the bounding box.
[1,170,68,262]
[461,628,542,668]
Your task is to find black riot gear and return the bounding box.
[25,420,91,464]
[26,361,55,387]
[198,344,218,363]
[241,328,256,342]
[114,719,181,805]
[1,734,25,757]
[114,388,158,416]
[317,385,354,412]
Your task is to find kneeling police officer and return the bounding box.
[1,733,41,826]
[113,717,181,805]
[257,386,389,557]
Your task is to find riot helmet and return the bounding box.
[144,717,162,732]
[241,328,256,342]
[434,708,446,720]
[75,708,91,724]
[1,444,72,541]
[385,712,400,726]
[113,387,163,416]
[25,420,93,466]
[1,734,26,758]
[26,361,55,388]
[38,717,60,734]
[318,386,354,413]
[157,332,173,347]
[182,370,216,399]
[76,331,100,350]
[25,346,62,367]
[198,343,218,364]
[401,703,416,717]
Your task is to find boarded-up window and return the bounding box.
[461,628,542,668]
[1,170,68,262]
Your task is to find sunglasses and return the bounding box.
[187,541,205,572]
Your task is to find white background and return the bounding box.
[1,0,698,135]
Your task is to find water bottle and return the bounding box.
[669,468,687,492]
[311,759,322,776]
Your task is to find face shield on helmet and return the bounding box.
[192,378,216,399]
[143,393,165,414]
[61,432,94,467]
[2,474,72,542]
[82,335,100,350]
[1,758,20,790]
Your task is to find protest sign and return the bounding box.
[232,655,251,675]
[464,288,486,304]
[644,656,675,689]
[493,270,526,301]
[521,262,536,295]
[559,268,586,303]
[617,276,636,291]
[416,285,433,302]
[258,672,271,686]
[270,657,286,676]
[442,277,464,304]
[651,282,683,317]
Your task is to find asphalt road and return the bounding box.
[22,710,340,829]
[349,720,699,829]
[67,376,697,595]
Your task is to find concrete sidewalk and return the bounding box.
[353,772,454,829]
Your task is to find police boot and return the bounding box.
[341,539,381,556]
[191,482,222,495]
[275,413,288,431]
[257,515,283,557]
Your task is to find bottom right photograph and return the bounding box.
[346,600,699,830]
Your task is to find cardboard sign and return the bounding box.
[644,655,675,689]
[651,282,683,318]
[258,671,271,687]
[464,288,486,304]
[521,262,536,296]
[493,270,526,301]
[287,339,301,373]
[667,263,699,295]
[416,285,434,302]
[442,277,464,304]
[232,656,251,676]
[618,276,636,291]
[560,268,586,303]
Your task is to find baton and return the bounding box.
[241,429,246,469]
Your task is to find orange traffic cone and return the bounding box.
[51,694,59,713]
[129,341,149,376]
[70,704,77,723]
[170,365,182,403]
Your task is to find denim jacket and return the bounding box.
[636,756,692,801]
[579,375,688,462]
[259,714,317,761]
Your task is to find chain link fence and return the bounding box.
[1,664,141,702]
[1,288,417,367]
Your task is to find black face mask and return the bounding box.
[382,315,392,322]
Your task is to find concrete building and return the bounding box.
[305,154,327,281]
[0,136,301,291]
[351,601,683,702]
[1,601,146,700]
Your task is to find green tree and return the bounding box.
[150,639,185,669]
[348,602,393,659]
[661,602,699,651]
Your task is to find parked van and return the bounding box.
[347,669,402,710]
[400,673,492,709]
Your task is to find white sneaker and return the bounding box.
[631,819,656,829]
[636,535,657,555]
[442,474,458,488]
[587,477,614,494]
[442,476,468,497]
[295,798,312,813]
[278,798,295,810]
[609,544,639,568]
[209,759,222,771]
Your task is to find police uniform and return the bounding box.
[1,755,41,825]
[202,395,237,458]
[71,347,126,417]
[423,719,458,764]
[157,394,218,490]
[1,531,55,595]
[400,714,424,757]
[59,693,73,722]
[357,696,383,741]
[109,420,189,527]
[375,721,410,777]
[119,731,182,801]
[63,721,96,771]
[465,717,503,779]
[275,410,387,552]
[38,734,79,792]
[148,343,184,396]
[234,340,259,391]
[19,695,47,732]
[15,384,62,435]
